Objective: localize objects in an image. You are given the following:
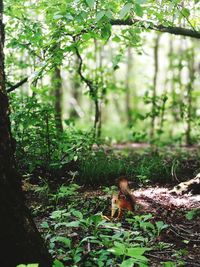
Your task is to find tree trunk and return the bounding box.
[52,66,63,133]
[0,2,51,266]
[186,47,195,146]
[150,34,160,141]
[125,47,133,127]
[93,39,101,138]
[69,55,82,119]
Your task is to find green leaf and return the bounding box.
[185,209,199,220]
[40,221,49,229]
[105,10,114,19]
[134,3,143,17]
[53,236,71,247]
[120,258,135,267]
[120,3,133,19]
[108,247,125,256]
[96,11,106,22]
[101,24,111,41]
[182,8,190,18]
[112,35,121,42]
[108,242,126,256]
[53,259,65,267]
[112,54,123,70]
[72,210,83,219]
[53,14,63,20]
[162,262,176,267]
[65,221,80,227]
[86,0,95,8]
[126,247,150,257]
[82,33,92,41]
[135,0,147,3]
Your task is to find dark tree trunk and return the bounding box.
[186,48,195,146]
[52,66,63,133]
[0,2,51,266]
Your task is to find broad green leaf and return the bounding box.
[101,24,111,41]
[126,247,150,257]
[65,221,80,227]
[120,258,135,267]
[53,14,63,20]
[112,54,123,70]
[134,3,143,17]
[138,263,148,267]
[53,259,65,267]
[96,11,106,22]
[108,247,125,256]
[105,10,114,19]
[114,241,126,250]
[66,13,74,20]
[182,8,190,18]
[86,0,95,8]
[185,208,199,220]
[72,209,83,219]
[112,35,121,42]
[162,262,176,267]
[53,236,71,247]
[120,3,133,19]
[40,221,49,229]
[136,0,147,3]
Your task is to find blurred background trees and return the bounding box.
[4,0,200,170]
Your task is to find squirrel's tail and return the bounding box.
[118,177,135,210]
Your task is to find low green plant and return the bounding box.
[185,208,199,220]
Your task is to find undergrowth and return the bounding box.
[28,183,177,267]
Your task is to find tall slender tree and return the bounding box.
[52,66,63,133]
[150,34,160,141]
[0,1,51,266]
[186,47,195,146]
[125,47,133,127]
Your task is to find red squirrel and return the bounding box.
[111,177,136,219]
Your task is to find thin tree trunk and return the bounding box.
[150,35,160,140]
[97,45,104,138]
[186,47,195,146]
[93,39,101,138]
[52,66,63,133]
[0,2,51,266]
[126,47,133,127]
[69,55,81,119]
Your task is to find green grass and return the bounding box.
[76,149,200,187]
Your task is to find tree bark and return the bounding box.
[125,47,133,127]
[69,55,81,119]
[111,19,200,39]
[150,34,160,141]
[186,47,195,146]
[0,2,51,266]
[52,66,63,133]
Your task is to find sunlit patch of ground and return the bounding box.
[134,187,200,211]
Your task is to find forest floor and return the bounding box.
[21,143,200,266]
[24,180,200,267]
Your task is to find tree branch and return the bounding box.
[111,18,200,39]
[7,77,28,93]
[74,42,96,98]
